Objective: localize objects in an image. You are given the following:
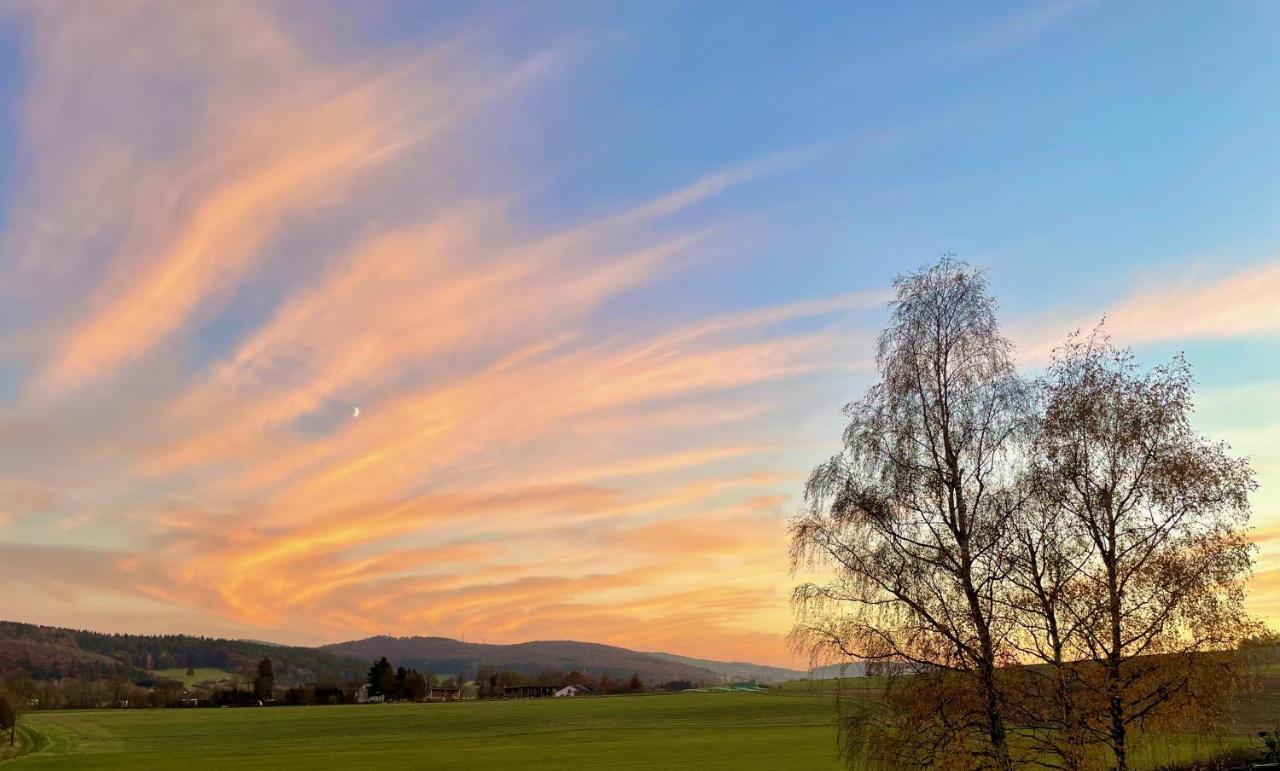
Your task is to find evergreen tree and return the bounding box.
[393,666,409,701]
[403,670,428,701]
[366,657,395,698]
[253,658,275,701]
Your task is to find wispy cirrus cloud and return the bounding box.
[1013,258,1280,362]
[1,2,1274,669]
[9,4,555,398]
[956,0,1096,58]
[0,1,863,665]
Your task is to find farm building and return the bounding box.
[500,684,558,699]
[426,684,462,701]
[554,685,593,697]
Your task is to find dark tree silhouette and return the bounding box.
[792,257,1026,770]
[403,670,427,702]
[1022,328,1258,770]
[253,658,275,702]
[367,657,395,699]
[393,666,409,701]
[0,689,20,747]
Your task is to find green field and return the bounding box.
[4,686,1272,770]
[770,677,886,695]
[147,668,243,686]
[6,693,845,770]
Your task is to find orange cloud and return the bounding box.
[1015,258,1280,362]
[37,2,1280,673]
[0,2,857,663]
[10,2,557,398]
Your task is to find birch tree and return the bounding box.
[791,257,1027,770]
[1029,329,1257,770]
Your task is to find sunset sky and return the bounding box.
[0,1,1277,668]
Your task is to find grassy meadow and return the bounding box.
[3,682,1274,770]
[769,677,887,696]
[5,692,844,770]
[147,668,243,687]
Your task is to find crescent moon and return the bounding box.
[353,407,360,418]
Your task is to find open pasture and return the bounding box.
[769,677,886,696]
[8,692,844,770]
[147,668,243,687]
[5,683,1275,770]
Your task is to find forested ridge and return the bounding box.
[0,621,365,684]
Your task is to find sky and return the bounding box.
[0,1,1277,668]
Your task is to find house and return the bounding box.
[554,684,593,697]
[355,684,384,704]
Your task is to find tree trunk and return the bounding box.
[961,543,1013,771]
[977,659,1013,771]
[1109,682,1127,771]
[1106,522,1127,771]
[1107,632,1127,770]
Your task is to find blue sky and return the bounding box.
[0,1,1276,664]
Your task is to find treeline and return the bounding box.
[1,665,362,711]
[4,673,174,710]
[0,654,670,715]
[471,665,643,697]
[364,657,445,701]
[362,656,650,702]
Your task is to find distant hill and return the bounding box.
[0,620,804,688]
[321,636,720,685]
[647,652,866,682]
[806,661,868,678]
[0,620,365,685]
[647,652,806,683]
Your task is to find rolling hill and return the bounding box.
[320,636,721,684]
[807,662,868,678]
[647,652,806,683]
[647,652,866,682]
[0,620,366,685]
[0,621,807,688]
